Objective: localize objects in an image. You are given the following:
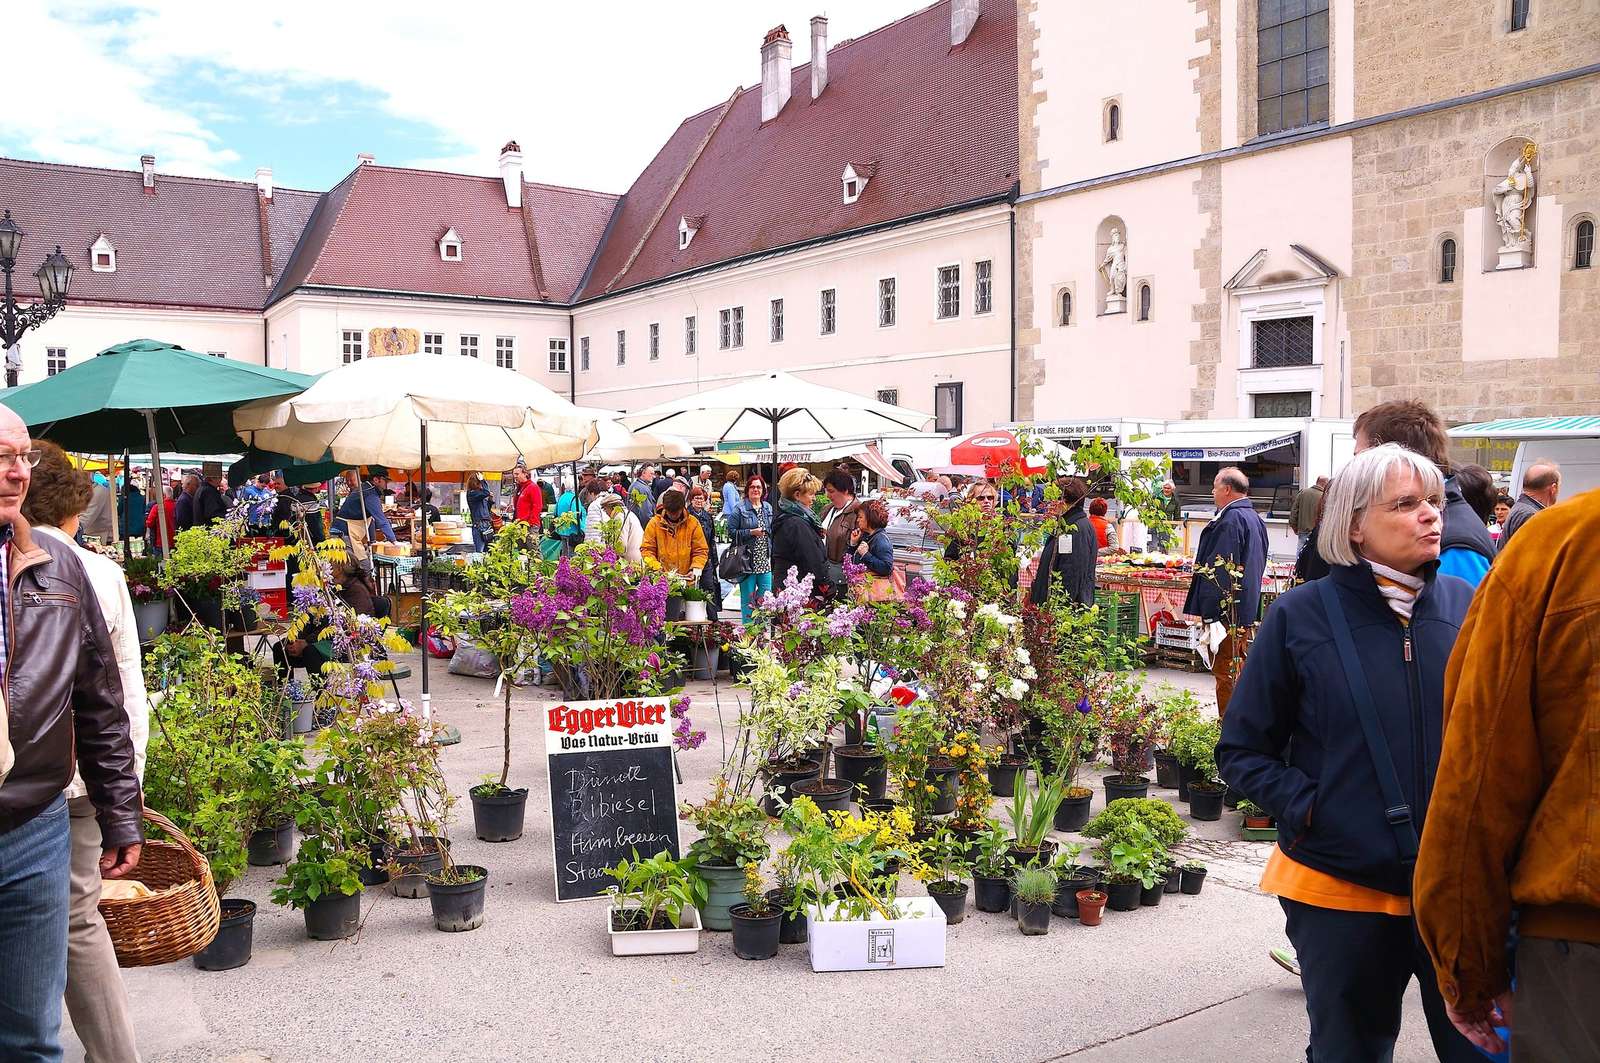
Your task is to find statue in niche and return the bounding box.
[1099,228,1128,312]
[1492,144,1537,268]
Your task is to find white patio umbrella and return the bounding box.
[571,406,697,462]
[233,354,598,718]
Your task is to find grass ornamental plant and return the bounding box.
[1013,865,1058,905]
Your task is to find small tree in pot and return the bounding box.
[1170,716,1226,820]
[1097,675,1158,800]
[916,824,972,925]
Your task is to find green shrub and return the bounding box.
[1082,797,1188,849]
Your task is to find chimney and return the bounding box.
[760,25,792,123]
[810,17,829,99]
[498,140,524,209]
[255,166,273,201]
[951,0,979,46]
[356,152,375,166]
[140,154,155,193]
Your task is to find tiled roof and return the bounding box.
[0,156,317,312]
[576,0,1017,300]
[270,164,619,305]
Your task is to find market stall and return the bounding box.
[1095,553,1296,666]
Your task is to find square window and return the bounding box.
[341,329,363,363]
[685,315,698,355]
[879,278,897,327]
[548,338,568,373]
[771,298,785,343]
[937,265,960,319]
[459,334,479,358]
[46,347,67,376]
[495,336,516,370]
[819,289,836,335]
[975,260,993,315]
[1250,316,1315,368]
[649,322,660,360]
[423,332,444,355]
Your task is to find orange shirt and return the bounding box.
[1260,848,1411,916]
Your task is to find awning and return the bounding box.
[1448,416,1600,439]
[1120,428,1301,461]
[717,440,904,484]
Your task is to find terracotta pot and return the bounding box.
[1075,889,1107,927]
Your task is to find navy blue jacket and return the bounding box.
[1029,501,1098,607]
[1217,562,1474,896]
[1182,497,1269,624]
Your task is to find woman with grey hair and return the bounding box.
[1217,443,1480,1063]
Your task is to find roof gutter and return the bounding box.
[1008,188,1017,424]
[266,285,571,312]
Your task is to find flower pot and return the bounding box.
[470,786,529,842]
[792,776,854,815]
[1188,782,1226,821]
[972,873,1011,913]
[303,890,362,940]
[1140,880,1165,907]
[925,761,960,815]
[729,903,783,959]
[246,820,294,866]
[682,599,710,623]
[1017,898,1052,935]
[183,595,224,632]
[133,598,170,644]
[1053,790,1093,832]
[928,881,968,925]
[193,898,255,971]
[832,745,888,801]
[689,642,720,680]
[390,836,449,898]
[858,796,898,817]
[1075,889,1107,926]
[1104,774,1151,803]
[1052,871,1097,918]
[987,756,1028,798]
[1243,814,1275,830]
[609,904,702,956]
[806,897,947,972]
[664,595,685,622]
[1180,866,1208,895]
[694,861,747,931]
[1007,841,1057,869]
[761,759,821,817]
[426,866,488,932]
[359,839,392,887]
[291,698,316,735]
[224,603,259,632]
[1105,879,1142,912]
[1153,750,1180,789]
[1177,761,1195,802]
[765,888,808,944]
[1163,864,1183,894]
[842,714,864,747]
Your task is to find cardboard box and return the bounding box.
[806,897,946,972]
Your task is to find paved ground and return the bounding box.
[71,658,1442,1063]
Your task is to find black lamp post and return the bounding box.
[0,209,74,387]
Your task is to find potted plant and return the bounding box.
[1097,675,1157,802]
[1238,798,1276,831]
[1166,706,1212,803]
[682,781,770,930]
[160,526,255,631]
[883,706,949,826]
[679,583,712,624]
[427,858,489,932]
[766,846,814,945]
[605,849,707,956]
[920,825,971,925]
[1172,717,1226,821]
[970,823,1014,913]
[1013,866,1056,935]
[1148,685,1200,789]
[1050,843,1097,918]
[1180,860,1208,895]
[243,738,304,868]
[1081,797,1190,852]
[832,692,888,802]
[1006,765,1069,868]
[1075,888,1108,926]
[740,643,840,814]
[684,618,729,680]
[284,675,317,737]
[125,555,170,643]
[271,795,367,942]
[728,864,783,960]
[1099,822,1166,911]
[1043,687,1099,831]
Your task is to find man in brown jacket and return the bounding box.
[1415,485,1600,1060]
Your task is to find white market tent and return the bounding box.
[1447,415,1600,438]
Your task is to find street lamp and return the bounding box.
[0,209,74,387]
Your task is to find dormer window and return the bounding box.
[90,234,116,273]
[842,163,876,205]
[438,227,463,262]
[678,216,703,251]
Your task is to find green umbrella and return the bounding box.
[229,446,349,487]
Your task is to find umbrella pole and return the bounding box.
[142,410,171,560]
[770,417,779,496]
[118,449,131,562]
[419,419,430,720]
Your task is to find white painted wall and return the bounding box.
[13,304,263,384]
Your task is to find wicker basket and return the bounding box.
[98,809,221,968]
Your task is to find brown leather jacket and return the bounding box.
[823,499,863,564]
[0,518,142,847]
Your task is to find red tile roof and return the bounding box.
[0,156,317,312]
[576,0,1017,301]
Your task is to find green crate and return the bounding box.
[1094,590,1141,640]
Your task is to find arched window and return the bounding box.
[1059,289,1073,326]
[1575,219,1594,269]
[1137,283,1151,321]
[1107,104,1120,142]
[1440,238,1457,283]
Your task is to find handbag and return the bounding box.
[489,508,504,532]
[858,566,906,602]
[719,540,752,581]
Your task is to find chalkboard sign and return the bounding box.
[544,697,681,902]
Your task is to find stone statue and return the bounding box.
[1492,145,1537,268]
[1099,228,1128,312]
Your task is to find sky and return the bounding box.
[10,0,925,195]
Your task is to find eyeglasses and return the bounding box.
[973,494,997,503]
[0,449,43,471]
[1369,494,1444,515]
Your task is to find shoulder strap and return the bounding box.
[1315,579,1419,864]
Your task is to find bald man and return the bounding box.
[1497,461,1559,554]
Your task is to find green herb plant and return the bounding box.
[605,849,707,931]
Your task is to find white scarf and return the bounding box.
[1368,560,1424,622]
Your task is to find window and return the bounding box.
[90,235,116,273]
[423,332,444,355]
[1440,238,1458,283]
[1252,391,1313,418]
[46,347,66,376]
[1575,220,1594,269]
[1257,0,1329,136]
[719,307,744,349]
[876,389,899,406]
[548,337,568,373]
[206,350,227,359]
[770,299,785,343]
[495,336,516,370]
[438,227,463,261]
[1510,0,1530,31]
[685,315,697,355]
[616,330,626,366]
[934,382,964,435]
[879,278,897,327]
[1107,103,1121,142]
[648,323,661,361]
[843,178,859,202]
[975,260,993,315]
[819,289,836,335]
[937,265,960,319]
[341,330,363,363]
[1137,283,1152,321]
[459,334,479,359]
[1250,316,1315,368]
[1059,289,1073,326]
[731,307,744,347]
[579,336,591,372]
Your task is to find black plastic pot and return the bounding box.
[1052,871,1098,918]
[304,890,362,940]
[1008,841,1057,869]
[426,866,488,932]
[858,796,899,817]
[391,836,449,898]
[1177,761,1196,802]
[792,776,854,815]
[1153,751,1180,789]
[973,873,1011,913]
[1163,865,1183,894]
[842,714,864,747]
[987,757,1028,798]
[833,745,888,800]
[359,839,392,887]
[247,820,293,866]
[1054,791,1093,832]
[183,595,224,632]
[1140,881,1165,907]
[761,759,821,816]
[949,825,984,865]
[193,899,255,971]
[1180,866,1208,895]
[1104,775,1151,803]
[1017,898,1052,935]
[925,761,960,815]
[471,786,529,842]
[1105,879,1142,912]
[929,881,968,925]
[729,904,783,960]
[765,888,808,945]
[1188,782,1226,821]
